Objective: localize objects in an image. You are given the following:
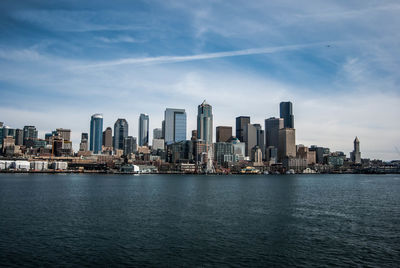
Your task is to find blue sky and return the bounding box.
[0,0,399,160]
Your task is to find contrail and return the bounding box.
[77,42,329,69]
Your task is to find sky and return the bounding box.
[0,0,399,160]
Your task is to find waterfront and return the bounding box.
[0,174,399,267]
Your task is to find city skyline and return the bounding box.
[0,99,396,161]
[0,1,399,160]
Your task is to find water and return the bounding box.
[0,174,399,267]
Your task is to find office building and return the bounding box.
[152,139,165,151]
[265,117,283,150]
[56,128,71,141]
[244,123,264,157]
[23,126,38,145]
[161,120,165,139]
[278,128,296,162]
[327,151,346,167]
[216,126,232,143]
[214,142,233,165]
[103,127,113,148]
[251,146,263,165]
[297,145,316,165]
[231,138,245,161]
[139,114,149,146]
[153,128,163,139]
[164,108,187,144]
[350,137,361,164]
[114,119,128,150]
[266,146,278,164]
[90,114,103,154]
[123,136,137,156]
[280,101,294,128]
[235,116,250,143]
[309,146,330,164]
[79,133,89,152]
[15,129,23,146]
[197,100,213,144]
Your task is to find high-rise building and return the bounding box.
[244,123,264,157]
[90,114,103,154]
[197,100,213,144]
[164,108,187,144]
[265,117,283,149]
[56,128,71,141]
[278,128,296,162]
[214,142,234,165]
[82,133,88,141]
[216,126,232,143]
[161,120,165,139]
[139,114,149,146]
[350,137,361,164]
[235,116,250,143]
[15,129,24,146]
[297,145,316,165]
[23,126,38,145]
[114,119,128,150]
[266,146,278,164]
[232,138,246,161]
[103,127,112,148]
[153,128,163,139]
[152,139,165,151]
[280,101,294,128]
[310,146,330,164]
[251,146,263,165]
[3,127,16,139]
[123,136,136,156]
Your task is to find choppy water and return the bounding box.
[0,174,399,267]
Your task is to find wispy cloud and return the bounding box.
[77,42,329,69]
[96,35,142,43]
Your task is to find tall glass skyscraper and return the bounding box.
[138,113,149,146]
[90,114,103,154]
[164,108,186,144]
[197,100,213,144]
[23,125,38,145]
[235,116,250,143]
[265,117,284,149]
[280,101,294,128]
[114,118,128,150]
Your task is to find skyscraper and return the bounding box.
[280,101,294,128]
[90,114,103,154]
[103,127,113,148]
[235,116,250,143]
[124,136,137,156]
[139,113,149,146]
[216,126,232,142]
[278,128,296,162]
[245,123,264,157]
[164,108,187,144]
[197,100,213,144]
[114,119,128,150]
[15,129,23,146]
[350,137,361,164]
[153,128,163,139]
[265,117,284,150]
[23,125,38,145]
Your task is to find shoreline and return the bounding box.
[0,170,398,175]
